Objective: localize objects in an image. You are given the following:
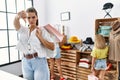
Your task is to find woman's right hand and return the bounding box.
[17,10,27,22]
[14,10,27,30]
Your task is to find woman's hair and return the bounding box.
[26,7,38,26]
[94,34,106,49]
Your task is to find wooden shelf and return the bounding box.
[95,18,118,34]
[77,51,91,80]
[60,50,80,80]
[80,51,91,54]
[94,18,118,80]
[51,50,79,80]
[53,50,91,80]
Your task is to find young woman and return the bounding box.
[91,34,109,80]
[14,7,54,80]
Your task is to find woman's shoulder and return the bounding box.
[17,24,28,33]
[37,25,44,29]
[37,26,47,32]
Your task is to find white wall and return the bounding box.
[33,0,47,26]
[34,0,120,41]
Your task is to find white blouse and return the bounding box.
[16,25,54,58]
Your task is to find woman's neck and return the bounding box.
[29,25,36,32]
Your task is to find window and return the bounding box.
[0,0,33,66]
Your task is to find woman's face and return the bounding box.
[26,12,38,26]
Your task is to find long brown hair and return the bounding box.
[94,34,106,49]
[26,7,38,26]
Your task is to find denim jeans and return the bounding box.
[22,57,50,80]
[94,59,107,70]
[54,47,61,59]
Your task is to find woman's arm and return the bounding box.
[36,27,54,50]
[13,11,26,31]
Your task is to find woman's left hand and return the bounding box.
[36,27,42,38]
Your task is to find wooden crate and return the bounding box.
[77,66,91,80]
[52,50,79,80]
[60,50,80,80]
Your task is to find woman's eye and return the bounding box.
[27,16,35,19]
[32,16,35,19]
[27,17,30,19]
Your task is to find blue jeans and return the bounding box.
[22,57,50,80]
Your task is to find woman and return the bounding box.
[91,34,108,80]
[14,7,54,80]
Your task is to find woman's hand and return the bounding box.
[36,27,54,50]
[17,10,27,22]
[14,10,26,30]
[36,27,42,38]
